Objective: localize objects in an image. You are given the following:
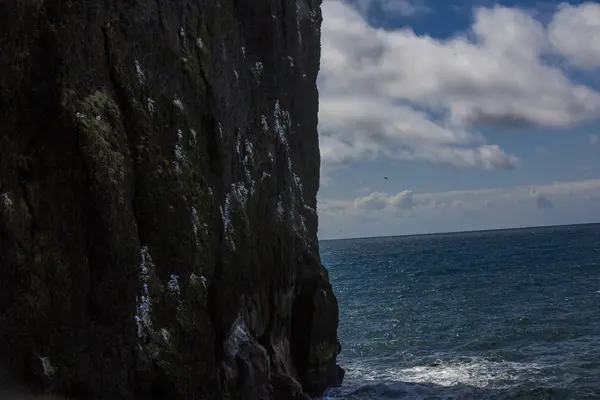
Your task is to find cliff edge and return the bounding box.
[0,0,343,398]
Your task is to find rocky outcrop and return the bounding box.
[0,0,342,398]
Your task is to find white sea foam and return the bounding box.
[344,356,546,389]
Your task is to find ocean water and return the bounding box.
[319,223,600,400]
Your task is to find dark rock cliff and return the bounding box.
[0,0,343,398]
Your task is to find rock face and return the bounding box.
[0,0,343,398]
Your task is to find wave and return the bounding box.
[340,356,546,389]
[321,356,600,399]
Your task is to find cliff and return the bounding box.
[0,0,343,399]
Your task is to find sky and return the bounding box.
[315,0,600,240]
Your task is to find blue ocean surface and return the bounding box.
[319,223,600,399]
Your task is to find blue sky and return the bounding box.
[316,0,600,239]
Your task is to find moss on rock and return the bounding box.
[76,90,129,193]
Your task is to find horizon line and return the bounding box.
[318,220,600,242]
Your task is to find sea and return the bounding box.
[318,223,600,400]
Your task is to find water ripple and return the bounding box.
[321,224,600,399]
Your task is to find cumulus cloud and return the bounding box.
[318,1,600,169]
[548,2,600,69]
[354,190,416,211]
[318,179,600,237]
[354,192,390,211]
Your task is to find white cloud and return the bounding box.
[548,2,600,69]
[318,1,600,169]
[319,95,519,168]
[318,179,600,238]
[354,190,416,211]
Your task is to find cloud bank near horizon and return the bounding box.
[318,179,600,238]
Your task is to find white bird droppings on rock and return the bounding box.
[147,98,155,113]
[293,173,304,197]
[252,62,263,78]
[161,328,171,345]
[245,139,254,159]
[168,274,180,296]
[191,206,200,239]
[140,246,152,276]
[242,140,255,194]
[173,96,184,111]
[39,356,55,377]
[221,194,235,250]
[179,27,187,47]
[173,129,184,172]
[1,192,13,208]
[190,273,208,289]
[295,3,304,45]
[303,204,316,214]
[225,315,250,357]
[298,214,308,236]
[135,60,145,84]
[261,115,269,133]
[232,182,249,206]
[276,197,285,221]
[136,246,154,339]
[273,100,290,147]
